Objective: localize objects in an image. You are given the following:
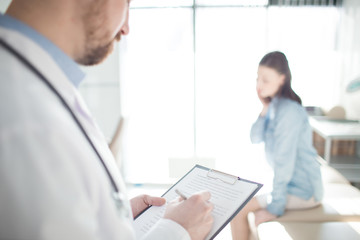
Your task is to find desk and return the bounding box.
[309,117,360,182]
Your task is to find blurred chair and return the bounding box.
[109,116,124,168]
[325,105,346,119]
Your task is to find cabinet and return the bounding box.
[310,116,360,183]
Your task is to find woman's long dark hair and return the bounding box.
[259,51,302,105]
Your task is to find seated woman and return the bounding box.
[230,51,323,240]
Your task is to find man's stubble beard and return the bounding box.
[77,39,114,66]
[76,3,115,66]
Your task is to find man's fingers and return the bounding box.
[192,190,211,201]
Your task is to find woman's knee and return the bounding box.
[242,197,263,215]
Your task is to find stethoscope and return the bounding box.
[0,38,129,217]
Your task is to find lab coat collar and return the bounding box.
[0,14,85,87]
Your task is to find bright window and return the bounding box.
[119,8,194,182]
[119,5,340,183]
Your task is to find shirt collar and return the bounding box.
[0,14,85,87]
[271,95,280,104]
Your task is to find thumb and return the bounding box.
[144,195,166,206]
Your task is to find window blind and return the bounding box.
[269,0,341,6]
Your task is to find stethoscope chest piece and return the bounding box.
[112,192,130,218]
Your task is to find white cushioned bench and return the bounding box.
[252,162,360,240]
[257,222,360,240]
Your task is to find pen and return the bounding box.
[175,189,188,200]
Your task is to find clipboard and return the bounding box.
[133,165,263,240]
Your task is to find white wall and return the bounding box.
[79,47,121,142]
[338,0,360,120]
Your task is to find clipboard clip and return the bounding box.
[207,169,239,185]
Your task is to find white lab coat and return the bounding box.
[0,26,189,240]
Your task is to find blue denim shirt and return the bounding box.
[250,97,323,216]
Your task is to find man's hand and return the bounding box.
[164,191,214,240]
[254,209,277,226]
[130,194,166,218]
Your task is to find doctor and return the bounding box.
[0,0,213,239]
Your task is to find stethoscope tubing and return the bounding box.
[0,38,120,194]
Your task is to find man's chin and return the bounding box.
[77,41,115,66]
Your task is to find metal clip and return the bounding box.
[206,169,238,185]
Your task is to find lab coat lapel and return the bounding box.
[0,26,125,193]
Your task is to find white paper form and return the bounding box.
[133,165,262,240]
